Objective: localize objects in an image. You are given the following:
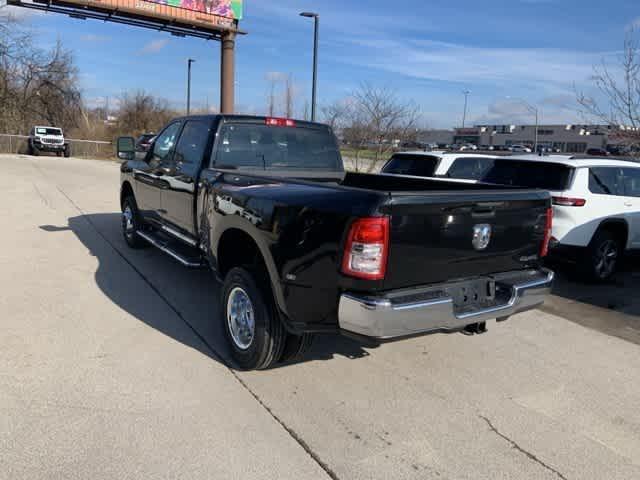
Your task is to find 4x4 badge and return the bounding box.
[472,224,492,250]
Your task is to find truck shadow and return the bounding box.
[48,213,372,370]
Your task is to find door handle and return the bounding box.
[625,201,633,207]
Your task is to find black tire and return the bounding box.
[279,333,315,364]
[63,145,71,158]
[31,144,40,156]
[222,267,286,370]
[121,196,148,249]
[584,230,621,282]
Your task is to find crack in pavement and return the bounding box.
[480,415,569,480]
[52,180,340,480]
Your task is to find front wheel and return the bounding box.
[222,267,286,370]
[585,230,621,282]
[63,145,71,158]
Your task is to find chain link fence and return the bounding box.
[0,134,114,159]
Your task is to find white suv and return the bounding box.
[479,155,640,281]
[381,151,498,179]
[28,126,70,157]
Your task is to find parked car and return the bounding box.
[509,144,532,153]
[459,143,478,151]
[28,126,70,157]
[117,115,554,370]
[135,133,156,152]
[586,147,609,156]
[492,145,511,152]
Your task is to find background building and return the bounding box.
[418,124,627,153]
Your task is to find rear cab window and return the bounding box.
[480,159,574,191]
[381,154,439,177]
[213,122,342,172]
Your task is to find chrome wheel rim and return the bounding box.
[122,206,135,238]
[595,240,618,279]
[226,287,255,350]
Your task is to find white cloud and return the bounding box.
[81,34,110,42]
[340,38,605,92]
[138,38,169,55]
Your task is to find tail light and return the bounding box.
[266,117,296,127]
[552,196,586,207]
[540,207,553,257]
[341,217,390,280]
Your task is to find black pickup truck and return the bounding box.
[117,115,554,370]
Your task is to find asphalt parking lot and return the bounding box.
[1,153,639,480]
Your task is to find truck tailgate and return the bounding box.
[380,190,550,290]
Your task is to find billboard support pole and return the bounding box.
[220,31,236,114]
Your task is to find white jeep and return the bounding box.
[28,126,70,157]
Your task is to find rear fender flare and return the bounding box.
[209,214,289,319]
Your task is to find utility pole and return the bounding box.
[220,31,236,114]
[534,108,539,153]
[462,90,470,128]
[187,58,195,115]
[300,12,319,121]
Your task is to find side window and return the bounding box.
[622,168,640,198]
[173,121,210,165]
[447,157,495,180]
[151,122,182,163]
[588,167,621,196]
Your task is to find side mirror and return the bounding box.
[116,136,135,161]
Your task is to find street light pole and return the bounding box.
[462,90,470,128]
[300,12,319,122]
[187,58,195,115]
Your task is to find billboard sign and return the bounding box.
[145,0,242,20]
[53,0,242,31]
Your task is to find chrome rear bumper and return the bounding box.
[338,268,554,340]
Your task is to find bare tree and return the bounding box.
[0,16,82,135]
[321,99,351,130]
[343,83,420,172]
[284,74,295,118]
[267,79,276,116]
[302,100,310,121]
[577,28,640,148]
[115,90,175,137]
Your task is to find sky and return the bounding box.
[5,0,640,128]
